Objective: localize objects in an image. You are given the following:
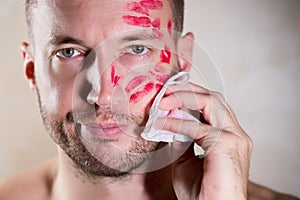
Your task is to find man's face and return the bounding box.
[30,0,184,177]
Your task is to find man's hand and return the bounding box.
[154,83,253,199]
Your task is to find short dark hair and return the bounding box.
[25,0,184,40]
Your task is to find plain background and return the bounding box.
[0,0,299,197]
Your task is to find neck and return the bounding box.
[51,147,176,200]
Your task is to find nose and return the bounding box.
[87,65,116,107]
[85,47,117,107]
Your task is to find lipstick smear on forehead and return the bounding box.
[123,0,164,32]
[126,2,149,16]
[122,15,152,27]
[140,0,163,10]
[126,0,163,16]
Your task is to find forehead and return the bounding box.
[32,0,173,47]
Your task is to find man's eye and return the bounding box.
[128,45,149,55]
[56,48,82,58]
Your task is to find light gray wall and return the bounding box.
[0,0,299,197]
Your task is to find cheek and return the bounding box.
[120,67,171,112]
[111,65,121,87]
[160,45,171,64]
[35,61,76,115]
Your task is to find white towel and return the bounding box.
[141,72,200,142]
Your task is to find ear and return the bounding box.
[177,32,194,72]
[20,42,36,91]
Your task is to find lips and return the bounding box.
[81,123,128,139]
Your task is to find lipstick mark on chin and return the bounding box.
[111,65,121,87]
[125,75,148,93]
[160,46,171,64]
[129,82,154,103]
[122,15,152,27]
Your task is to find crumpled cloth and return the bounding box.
[141,72,200,142]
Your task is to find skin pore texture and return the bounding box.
[0,0,299,200]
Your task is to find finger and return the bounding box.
[164,82,210,96]
[159,91,209,111]
[159,92,227,129]
[154,117,222,154]
[154,117,209,141]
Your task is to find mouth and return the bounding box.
[80,123,129,139]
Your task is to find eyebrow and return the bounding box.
[49,35,86,46]
[117,31,160,43]
[48,31,160,47]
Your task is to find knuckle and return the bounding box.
[221,130,252,153]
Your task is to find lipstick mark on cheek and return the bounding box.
[156,74,169,83]
[111,65,115,83]
[155,83,163,91]
[154,64,166,73]
[122,15,152,27]
[111,65,121,87]
[160,46,171,64]
[125,75,148,93]
[168,20,172,37]
[113,76,121,87]
[129,82,154,103]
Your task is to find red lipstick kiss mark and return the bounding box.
[125,75,148,93]
[126,0,163,16]
[167,20,172,37]
[129,82,154,103]
[113,76,120,87]
[151,18,163,39]
[126,2,150,16]
[156,74,169,83]
[124,0,164,31]
[160,46,171,64]
[111,65,121,87]
[155,83,163,91]
[152,18,160,28]
[122,15,152,27]
[140,0,163,10]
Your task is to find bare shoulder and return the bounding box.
[0,157,58,200]
[248,181,300,200]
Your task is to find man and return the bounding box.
[0,0,298,199]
